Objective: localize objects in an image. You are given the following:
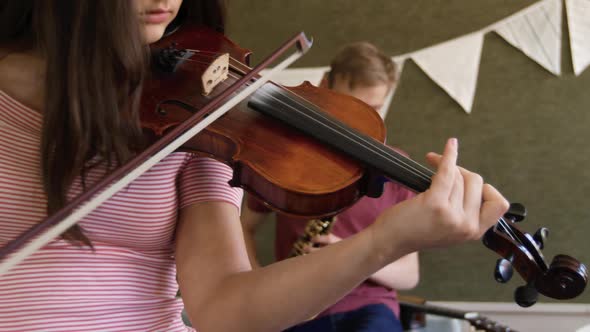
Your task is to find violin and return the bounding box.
[144,24,588,306]
[0,24,587,306]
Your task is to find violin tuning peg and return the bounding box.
[533,227,549,249]
[504,203,527,222]
[494,258,514,283]
[514,284,538,307]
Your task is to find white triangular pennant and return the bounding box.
[495,0,562,75]
[380,58,405,119]
[566,0,590,75]
[393,58,406,80]
[411,33,483,113]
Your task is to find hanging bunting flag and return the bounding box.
[566,0,590,75]
[380,58,406,119]
[495,0,562,75]
[393,58,406,80]
[411,33,484,113]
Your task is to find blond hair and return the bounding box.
[327,42,396,89]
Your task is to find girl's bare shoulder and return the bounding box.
[0,50,45,112]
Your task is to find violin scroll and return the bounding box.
[483,203,588,307]
[536,254,588,300]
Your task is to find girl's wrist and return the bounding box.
[365,219,407,270]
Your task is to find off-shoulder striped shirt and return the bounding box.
[0,90,243,331]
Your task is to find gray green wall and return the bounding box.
[226,0,590,303]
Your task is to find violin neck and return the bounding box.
[248,83,434,193]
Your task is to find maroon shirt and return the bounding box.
[247,180,415,318]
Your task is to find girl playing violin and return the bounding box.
[0,1,509,331]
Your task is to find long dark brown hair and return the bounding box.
[0,0,226,244]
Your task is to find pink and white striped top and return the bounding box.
[0,90,243,331]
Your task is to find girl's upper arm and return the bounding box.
[175,201,251,315]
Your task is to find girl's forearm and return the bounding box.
[184,226,400,332]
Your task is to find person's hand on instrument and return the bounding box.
[369,138,509,261]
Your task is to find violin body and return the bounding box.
[142,25,386,218]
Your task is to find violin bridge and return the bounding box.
[201,53,229,96]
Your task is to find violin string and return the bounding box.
[161,61,424,187]
[165,57,219,66]
[183,48,245,63]
[182,48,225,55]
[185,65,437,186]
[175,49,249,69]
[167,56,253,83]
[166,56,516,240]
[189,66,434,195]
[496,218,515,239]
[250,84,516,239]
[255,83,433,185]
[165,57,425,188]
[269,84,433,181]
